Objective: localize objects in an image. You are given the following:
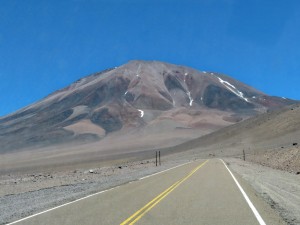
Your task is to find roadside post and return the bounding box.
[159,151,161,166]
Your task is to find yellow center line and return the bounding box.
[120,160,209,225]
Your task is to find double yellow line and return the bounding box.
[120,160,209,225]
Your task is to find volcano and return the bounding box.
[0,60,296,154]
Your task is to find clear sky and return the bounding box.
[0,0,299,116]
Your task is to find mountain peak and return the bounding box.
[0,61,297,152]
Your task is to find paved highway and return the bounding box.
[8,159,284,225]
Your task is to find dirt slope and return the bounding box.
[163,103,300,173]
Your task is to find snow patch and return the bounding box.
[187,92,193,106]
[183,72,193,106]
[282,97,287,99]
[138,109,144,118]
[136,64,141,77]
[184,72,188,82]
[217,77,249,102]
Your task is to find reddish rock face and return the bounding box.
[0,60,297,152]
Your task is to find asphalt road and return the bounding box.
[9,159,284,225]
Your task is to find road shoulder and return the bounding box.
[225,157,299,225]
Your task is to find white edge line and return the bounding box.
[139,161,192,180]
[220,159,266,225]
[7,160,193,225]
[6,187,118,225]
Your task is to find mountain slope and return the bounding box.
[0,60,296,153]
[162,103,300,160]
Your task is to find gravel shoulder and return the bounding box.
[225,157,300,225]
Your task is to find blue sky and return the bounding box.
[0,0,299,116]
